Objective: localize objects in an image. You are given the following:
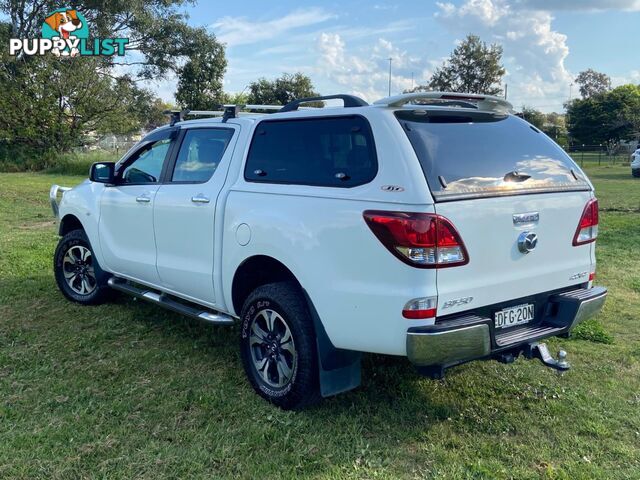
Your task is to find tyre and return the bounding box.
[239,282,320,410]
[54,229,112,305]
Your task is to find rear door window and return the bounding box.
[244,116,377,187]
[396,110,590,201]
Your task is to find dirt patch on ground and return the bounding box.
[17,220,55,230]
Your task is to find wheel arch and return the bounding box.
[59,214,85,236]
[231,255,302,316]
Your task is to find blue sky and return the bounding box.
[149,0,640,112]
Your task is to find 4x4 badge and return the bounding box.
[381,185,404,192]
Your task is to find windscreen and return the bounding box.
[396,110,590,201]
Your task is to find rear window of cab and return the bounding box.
[396,109,590,201]
[244,115,377,187]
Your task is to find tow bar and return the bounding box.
[524,342,570,371]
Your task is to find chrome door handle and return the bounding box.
[136,195,151,203]
[191,195,210,204]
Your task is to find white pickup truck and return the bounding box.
[50,92,607,410]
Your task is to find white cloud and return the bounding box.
[211,8,335,47]
[435,0,573,110]
[316,33,429,102]
[514,0,640,11]
[611,70,640,86]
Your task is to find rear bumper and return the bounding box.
[407,286,607,367]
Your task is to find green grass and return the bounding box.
[0,150,119,175]
[43,151,120,176]
[1,166,639,479]
[569,152,631,168]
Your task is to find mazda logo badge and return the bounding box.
[517,232,538,254]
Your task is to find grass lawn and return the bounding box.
[1,165,639,479]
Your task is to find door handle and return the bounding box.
[191,194,210,204]
[136,195,151,203]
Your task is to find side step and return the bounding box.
[107,277,235,325]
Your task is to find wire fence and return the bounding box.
[565,144,637,167]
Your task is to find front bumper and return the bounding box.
[407,286,607,368]
[49,184,71,219]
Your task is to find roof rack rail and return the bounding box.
[163,109,190,126]
[279,94,368,113]
[373,92,513,114]
[164,104,284,125]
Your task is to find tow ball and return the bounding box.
[524,342,570,372]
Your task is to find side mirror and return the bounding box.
[89,162,115,184]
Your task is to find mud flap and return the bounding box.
[303,290,362,397]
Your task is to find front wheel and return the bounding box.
[239,282,320,410]
[54,229,112,305]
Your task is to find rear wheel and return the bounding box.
[54,229,112,304]
[239,282,320,410]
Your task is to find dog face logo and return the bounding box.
[44,10,82,39]
[41,8,88,57]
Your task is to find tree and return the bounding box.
[222,91,249,105]
[520,106,546,130]
[566,84,640,152]
[542,112,568,145]
[0,1,226,169]
[575,69,611,99]
[175,29,227,109]
[1,0,222,81]
[426,35,505,95]
[247,73,319,105]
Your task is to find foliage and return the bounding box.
[566,84,640,150]
[44,150,120,176]
[520,106,546,130]
[0,0,226,169]
[175,28,227,109]
[572,318,614,344]
[1,0,211,81]
[247,73,319,105]
[519,107,568,144]
[425,35,505,95]
[222,91,250,105]
[576,69,612,99]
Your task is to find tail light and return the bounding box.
[363,211,468,268]
[573,199,599,246]
[403,297,437,319]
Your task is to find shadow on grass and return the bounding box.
[2,274,458,431]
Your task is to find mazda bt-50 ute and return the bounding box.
[50,92,607,409]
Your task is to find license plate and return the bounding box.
[494,303,535,329]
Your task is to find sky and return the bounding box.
[147,0,640,112]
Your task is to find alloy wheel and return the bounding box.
[249,308,297,388]
[62,245,96,295]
